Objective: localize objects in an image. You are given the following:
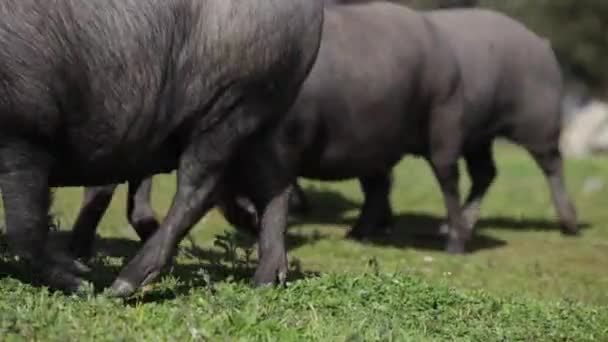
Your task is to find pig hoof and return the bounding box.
[560,226,579,237]
[41,266,88,295]
[445,239,466,254]
[253,267,283,287]
[110,268,161,298]
[253,259,287,287]
[561,230,579,236]
[109,278,137,298]
[252,273,276,287]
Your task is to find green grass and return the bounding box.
[2,273,607,341]
[1,141,608,340]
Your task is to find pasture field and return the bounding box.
[1,142,608,340]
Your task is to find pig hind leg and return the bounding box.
[347,173,393,240]
[70,179,158,261]
[528,147,578,235]
[439,142,497,236]
[230,153,293,286]
[127,178,159,241]
[70,184,118,259]
[508,94,578,235]
[461,142,497,231]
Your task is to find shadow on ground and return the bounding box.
[290,185,360,219]
[292,188,590,230]
[289,188,590,253]
[0,183,590,302]
[0,229,321,304]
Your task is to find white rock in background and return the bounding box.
[590,121,608,153]
[560,100,608,158]
[582,177,604,195]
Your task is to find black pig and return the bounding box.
[74,5,578,262]
[0,0,323,296]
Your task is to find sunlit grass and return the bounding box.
[1,141,607,340]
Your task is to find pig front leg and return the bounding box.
[428,96,469,254]
[0,142,90,293]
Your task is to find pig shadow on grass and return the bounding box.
[338,213,508,253]
[347,212,589,252]
[386,212,590,237]
[291,188,591,234]
[290,185,360,219]
[104,234,322,305]
[0,229,322,303]
[122,251,321,306]
[289,188,590,252]
[290,210,507,252]
[72,228,324,296]
[88,228,325,260]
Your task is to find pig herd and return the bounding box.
[0,0,578,297]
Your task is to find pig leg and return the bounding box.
[428,101,468,254]
[248,183,291,286]
[347,174,393,239]
[127,177,159,241]
[216,178,291,286]
[430,158,467,254]
[0,143,90,292]
[529,147,578,235]
[510,90,578,235]
[109,145,228,296]
[70,184,118,259]
[109,103,279,297]
[255,188,290,286]
[462,143,497,231]
[288,181,310,215]
[216,182,260,236]
[440,143,496,235]
[220,131,294,285]
[70,179,158,260]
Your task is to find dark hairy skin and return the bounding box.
[0,0,324,296]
